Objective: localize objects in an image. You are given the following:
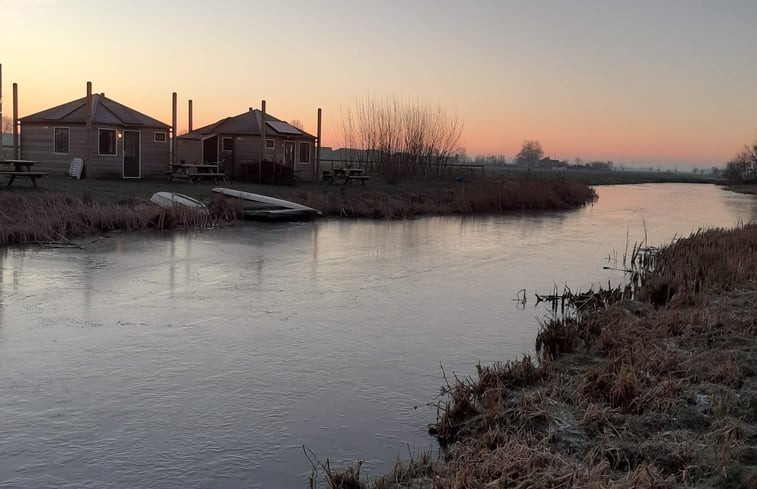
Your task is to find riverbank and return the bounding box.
[320,224,757,488]
[726,184,757,196]
[0,174,596,246]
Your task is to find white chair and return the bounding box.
[68,158,84,179]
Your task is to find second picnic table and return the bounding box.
[0,160,49,188]
[322,168,369,185]
[168,162,225,183]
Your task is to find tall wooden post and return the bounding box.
[0,63,3,140]
[316,107,322,180]
[171,92,177,165]
[188,99,193,132]
[260,100,266,182]
[12,83,19,159]
[85,81,93,163]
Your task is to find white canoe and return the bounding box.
[150,192,208,209]
[211,187,321,215]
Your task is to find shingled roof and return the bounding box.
[20,94,169,128]
[179,109,314,139]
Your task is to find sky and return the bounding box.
[1,0,756,168]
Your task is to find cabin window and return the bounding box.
[54,127,69,154]
[299,142,311,163]
[222,137,233,151]
[265,139,275,149]
[154,131,167,142]
[98,129,117,156]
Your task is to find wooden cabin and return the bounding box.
[19,88,170,179]
[176,108,316,181]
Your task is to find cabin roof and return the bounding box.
[179,109,314,139]
[20,94,170,129]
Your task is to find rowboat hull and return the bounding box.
[150,192,208,210]
[211,187,322,218]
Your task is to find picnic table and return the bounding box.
[322,168,370,185]
[168,162,225,184]
[0,160,49,188]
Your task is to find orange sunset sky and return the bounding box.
[2,0,756,168]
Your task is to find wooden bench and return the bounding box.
[0,171,49,188]
[344,175,369,185]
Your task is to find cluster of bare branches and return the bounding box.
[338,95,463,183]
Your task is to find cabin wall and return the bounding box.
[224,135,262,178]
[20,122,169,178]
[20,123,88,175]
[141,129,170,177]
[176,138,203,165]
[86,125,169,178]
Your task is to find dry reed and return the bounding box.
[0,192,223,247]
[423,223,757,488]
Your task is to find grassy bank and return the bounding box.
[487,167,724,186]
[317,224,757,488]
[725,184,757,196]
[0,174,595,246]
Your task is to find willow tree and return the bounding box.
[338,95,463,182]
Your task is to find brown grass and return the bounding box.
[314,225,756,489]
[421,223,757,489]
[308,176,597,219]
[0,192,225,246]
[0,174,596,246]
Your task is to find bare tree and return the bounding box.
[1,115,12,133]
[724,142,757,183]
[515,140,544,167]
[338,95,463,182]
[289,119,304,130]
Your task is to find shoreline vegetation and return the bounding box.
[0,168,739,248]
[314,224,757,489]
[0,174,597,247]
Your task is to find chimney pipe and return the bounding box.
[188,99,193,132]
[171,92,177,165]
[85,81,92,162]
[316,107,322,180]
[12,83,18,159]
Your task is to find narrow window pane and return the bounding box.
[299,142,310,163]
[99,129,117,155]
[222,137,233,151]
[54,128,69,153]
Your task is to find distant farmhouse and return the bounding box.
[19,89,170,178]
[177,108,316,180]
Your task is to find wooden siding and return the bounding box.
[175,133,316,180]
[176,138,202,165]
[20,122,169,179]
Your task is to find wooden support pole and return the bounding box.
[12,83,18,159]
[85,81,92,162]
[260,100,266,183]
[188,99,193,132]
[316,107,322,180]
[0,63,3,138]
[171,92,177,165]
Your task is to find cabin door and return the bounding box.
[284,141,295,167]
[123,130,141,178]
[203,136,218,164]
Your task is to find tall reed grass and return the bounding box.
[292,176,596,219]
[0,192,215,246]
[337,224,757,489]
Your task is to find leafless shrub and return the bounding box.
[338,95,463,183]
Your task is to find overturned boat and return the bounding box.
[150,192,208,210]
[211,188,322,221]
